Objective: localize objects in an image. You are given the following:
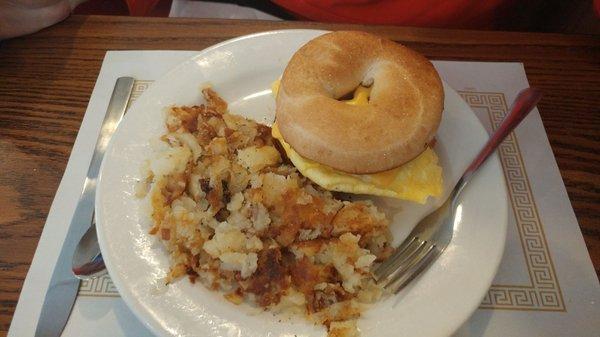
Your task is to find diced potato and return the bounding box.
[224,291,244,305]
[174,132,203,162]
[329,320,359,337]
[311,300,361,324]
[219,252,258,278]
[207,137,229,156]
[236,145,281,172]
[151,146,191,177]
[261,172,299,206]
[202,87,228,114]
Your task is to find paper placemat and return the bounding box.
[9,51,600,337]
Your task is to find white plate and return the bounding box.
[96,30,508,337]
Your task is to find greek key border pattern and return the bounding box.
[460,91,565,311]
[128,80,153,104]
[79,274,119,297]
[79,84,565,312]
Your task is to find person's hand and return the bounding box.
[0,0,86,39]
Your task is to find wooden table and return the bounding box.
[0,15,598,334]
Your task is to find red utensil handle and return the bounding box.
[465,88,542,176]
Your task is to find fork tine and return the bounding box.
[373,237,423,282]
[386,245,439,294]
[373,236,417,281]
[377,242,432,288]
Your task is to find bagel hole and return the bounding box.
[337,90,356,101]
[336,83,372,103]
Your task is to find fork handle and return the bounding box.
[457,88,542,195]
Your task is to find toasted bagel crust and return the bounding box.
[276,31,444,174]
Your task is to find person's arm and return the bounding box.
[0,0,86,39]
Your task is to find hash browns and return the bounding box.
[140,88,392,336]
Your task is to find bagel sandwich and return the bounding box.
[272,31,444,204]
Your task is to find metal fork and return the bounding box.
[373,88,542,294]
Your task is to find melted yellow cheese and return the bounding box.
[344,85,371,106]
[271,81,443,203]
[271,79,281,97]
[272,79,371,106]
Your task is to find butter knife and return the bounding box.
[35,77,134,337]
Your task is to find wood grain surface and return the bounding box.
[0,15,598,335]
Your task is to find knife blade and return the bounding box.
[35,77,134,337]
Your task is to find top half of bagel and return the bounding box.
[275,31,444,174]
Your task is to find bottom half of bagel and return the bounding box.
[271,123,443,204]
